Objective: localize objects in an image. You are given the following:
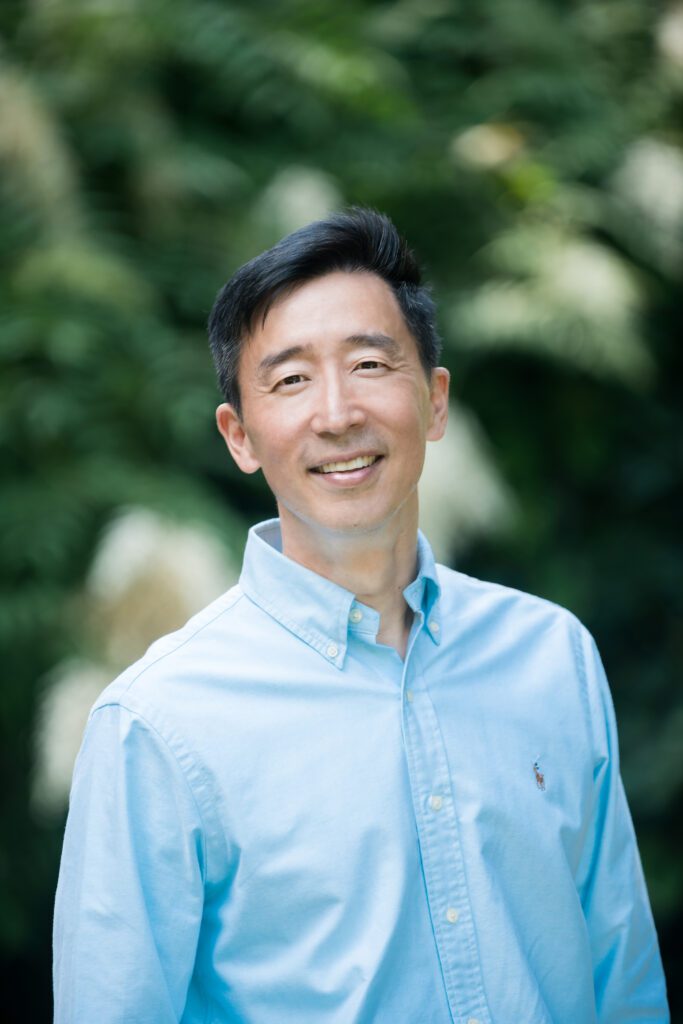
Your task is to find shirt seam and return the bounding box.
[90,701,214,885]
[569,614,597,759]
[113,587,246,698]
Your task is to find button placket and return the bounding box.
[400,648,491,1024]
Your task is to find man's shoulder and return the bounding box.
[91,581,260,715]
[435,561,584,638]
[433,564,603,720]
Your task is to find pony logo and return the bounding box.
[533,759,546,791]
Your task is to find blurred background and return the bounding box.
[1,0,681,1018]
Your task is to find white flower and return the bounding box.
[450,124,524,169]
[613,138,683,233]
[87,508,239,666]
[31,661,110,818]
[32,509,239,813]
[256,166,342,237]
[419,402,516,561]
[656,6,683,68]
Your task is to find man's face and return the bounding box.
[217,271,449,548]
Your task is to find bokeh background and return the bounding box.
[1,0,682,1018]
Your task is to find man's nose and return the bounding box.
[310,372,366,435]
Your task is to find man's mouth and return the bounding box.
[311,454,382,474]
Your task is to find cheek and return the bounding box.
[392,393,432,441]
[246,413,294,461]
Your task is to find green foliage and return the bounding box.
[1,0,681,1016]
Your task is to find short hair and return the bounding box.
[207,207,441,417]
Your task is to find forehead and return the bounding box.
[241,271,414,364]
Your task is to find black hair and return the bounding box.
[207,206,441,417]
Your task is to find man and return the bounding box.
[54,208,668,1022]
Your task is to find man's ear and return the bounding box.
[426,367,450,442]
[216,403,261,474]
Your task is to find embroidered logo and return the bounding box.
[533,760,546,791]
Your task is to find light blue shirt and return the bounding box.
[54,519,668,1023]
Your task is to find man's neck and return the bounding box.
[279,508,419,659]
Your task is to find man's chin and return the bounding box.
[276,498,414,545]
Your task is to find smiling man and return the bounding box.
[214,267,448,658]
[54,209,668,1023]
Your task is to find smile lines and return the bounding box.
[312,455,381,474]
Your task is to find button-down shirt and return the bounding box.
[54,519,668,1023]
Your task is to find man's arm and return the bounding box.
[576,626,669,1022]
[53,703,205,1024]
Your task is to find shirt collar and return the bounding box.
[239,518,442,669]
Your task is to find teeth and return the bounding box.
[318,455,378,474]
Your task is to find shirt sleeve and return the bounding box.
[53,702,206,1024]
[576,627,670,1023]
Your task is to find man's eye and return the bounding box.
[356,360,384,370]
[276,374,305,388]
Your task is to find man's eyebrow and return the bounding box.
[344,333,402,357]
[255,333,401,381]
[256,343,314,380]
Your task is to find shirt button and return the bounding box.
[446,907,459,924]
[349,608,362,623]
[326,643,338,659]
[429,794,443,811]
[429,620,440,633]
[466,1019,480,1024]
[405,689,414,703]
